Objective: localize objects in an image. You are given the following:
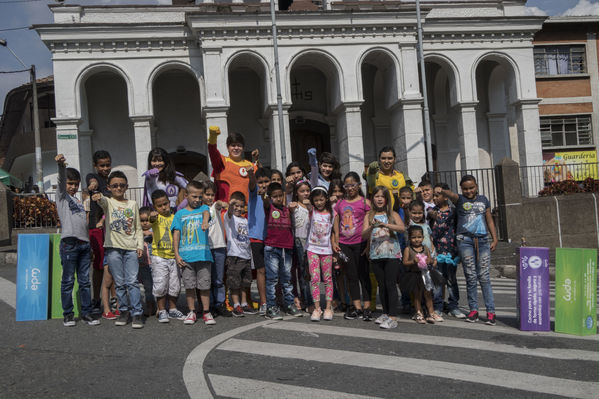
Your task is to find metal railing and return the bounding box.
[519,162,599,197]
[426,167,498,208]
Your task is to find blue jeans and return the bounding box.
[106,248,143,316]
[59,238,92,317]
[433,261,460,312]
[265,246,293,308]
[210,247,226,307]
[294,238,313,307]
[457,235,495,313]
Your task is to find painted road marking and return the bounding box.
[0,276,16,309]
[218,338,599,399]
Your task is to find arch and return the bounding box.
[147,60,203,117]
[424,53,461,106]
[357,46,402,104]
[470,51,521,101]
[74,62,134,118]
[225,49,271,106]
[286,48,345,106]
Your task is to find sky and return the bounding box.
[1,0,599,114]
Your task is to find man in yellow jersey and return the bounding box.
[366,146,412,211]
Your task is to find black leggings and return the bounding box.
[372,258,400,317]
[340,242,371,302]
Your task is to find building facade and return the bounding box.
[35,0,545,187]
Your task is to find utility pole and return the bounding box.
[270,0,287,168]
[416,0,434,175]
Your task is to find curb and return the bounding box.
[0,252,17,265]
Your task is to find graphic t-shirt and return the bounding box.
[455,194,490,237]
[305,209,334,255]
[171,206,213,263]
[369,213,402,260]
[142,169,188,209]
[209,144,255,202]
[224,213,251,260]
[207,203,226,249]
[334,198,370,245]
[151,213,175,259]
[372,170,406,209]
[97,196,143,251]
[293,205,310,240]
[432,206,457,256]
[264,203,294,249]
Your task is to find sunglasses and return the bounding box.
[109,183,127,189]
[343,183,358,189]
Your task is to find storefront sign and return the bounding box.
[542,150,598,182]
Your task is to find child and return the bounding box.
[327,179,348,312]
[143,147,188,210]
[328,179,344,206]
[408,200,435,257]
[397,186,414,313]
[149,189,185,323]
[248,167,271,315]
[362,186,405,329]
[55,154,100,327]
[430,184,464,319]
[305,186,335,321]
[92,171,144,328]
[138,207,156,317]
[202,180,231,317]
[442,175,498,325]
[402,225,438,324]
[263,182,302,319]
[308,148,341,189]
[415,180,435,219]
[270,169,284,186]
[333,172,372,321]
[171,181,215,325]
[289,179,313,312]
[398,186,413,225]
[223,191,253,317]
[86,150,112,313]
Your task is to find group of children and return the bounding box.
[55,126,499,330]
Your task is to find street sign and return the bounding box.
[16,234,50,321]
[555,248,597,336]
[517,247,550,331]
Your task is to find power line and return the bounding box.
[0,69,30,73]
[0,0,44,4]
[0,26,29,31]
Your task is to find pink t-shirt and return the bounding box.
[335,198,370,245]
[264,203,294,249]
[306,209,334,255]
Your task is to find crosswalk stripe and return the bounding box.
[0,276,16,309]
[264,322,599,361]
[208,374,381,399]
[217,338,599,399]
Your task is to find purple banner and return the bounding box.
[517,247,550,331]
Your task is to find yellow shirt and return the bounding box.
[151,213,175,259]
[373,170,407,208]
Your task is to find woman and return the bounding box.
[366,146,411,211]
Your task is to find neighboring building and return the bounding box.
[0,76,57,191]
[34,0,545,187]
[533,16,599,183]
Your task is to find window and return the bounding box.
[540,115,593,148]
[534,45,586,76]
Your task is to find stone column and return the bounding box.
[335,102,365,177]
[457,101,480,170]
[516,98,543,196]
[270,104,292,171]
[53,117,82,172]
[78,129,94,179]
[486,112,510,166]
[130,115,154,187]
[397,98,427,183]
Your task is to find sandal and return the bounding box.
[432,313,444,322]
[426,316,435,324]
[414,312,426,324]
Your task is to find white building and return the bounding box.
[35,0,545,187]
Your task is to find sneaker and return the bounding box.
[485,312,496,326]
[323,309,334,321]
[380,318,398,329]
[81,314,100,326]
[102,311,117,320]
[216,303,233,318]
[115,311,130,326]
[466,310,479,323]
[203,312,216,325]
[362,308,373,322]
[63,314,76,327]
[344,307,359,320]
[285,304,303,317]
[158,310,170,323]
[232,305,244,317]
[375,314,390,325]
[265,306,283,320]
[242,305,257,315]
[132,315,144,329]
[110,297,118,312]
[184,311,197,325]
[114,309,121,317]
[310,308,322,322]
[432,312,444,322]
[258,303,268,316]
[168,308,186,320]
[449,308,466,319]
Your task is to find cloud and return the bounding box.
[524,6,548,16]
[562,0,599,16]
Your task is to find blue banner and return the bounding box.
[16,234,50,321]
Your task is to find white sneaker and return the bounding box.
[375,314,390,325]
[184,311,196,325]
[380,318,398,329]
[310,308,322,322]
[323,309,334,321]
[158,310,170,323]
[449,308,466,319]
[202,312,216,325]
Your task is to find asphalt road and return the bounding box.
[1,264,598,399]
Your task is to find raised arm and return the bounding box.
[55,154,66,198]
[308,148,319,188]
[442,188,459,204]
[366,161,379,194]
[208,126,225,174]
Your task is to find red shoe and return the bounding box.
[114,309,121,317]
[102,311,117,320]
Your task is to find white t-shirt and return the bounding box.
[305,210,334,255]
[208,203,226,249]
[293,205,310,240]
[224,213,251,260]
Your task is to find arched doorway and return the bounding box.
[290,118,330,169]
[169,149,207,182]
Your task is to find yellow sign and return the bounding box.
[542,150,598,182]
